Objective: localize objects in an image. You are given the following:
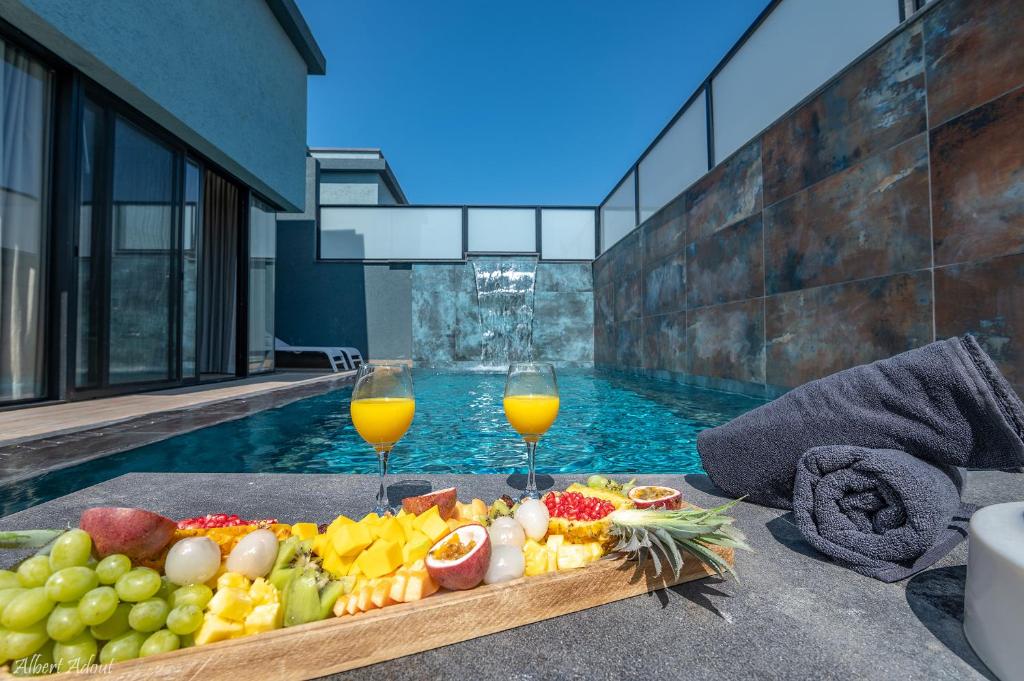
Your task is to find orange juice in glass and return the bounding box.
[351,363,415,514]
[503,362,559,499]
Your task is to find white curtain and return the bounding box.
[0,39,50,401]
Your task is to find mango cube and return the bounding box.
[291,522,319,541]
[355,538,403,579]
[208,587,254,621]
[332,522,373,557]
[326,514,355,536]
[359,512,382,525]
[396,513,415,536]
[244,602,280,635]
[194,614,244,645]
[312,533,330,557]
[374,516,406,544]
[322,551,352,577]
[401,530,433,566]
[413,507,449,543]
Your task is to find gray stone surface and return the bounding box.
[3,471,1021,679]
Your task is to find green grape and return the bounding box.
[94,555,131,585]
[139,629,180,657]
[9,639,54,677]
[98,630,146,664]
[77,586,118,626]
[15,556,51,588]
[165,604,203,636]
[48,529,93,571]
[169,583,213,610]
[45,567,99,603]
[0,570,20,590]
[179,632,195,648]
[1,588,55,630]
[155,576,175,602]
[90,602,132,640]
[3,621,49,660]
[115,568,161,603]
[46,602,86,642]
[53,631,98,672]
[0,587,26,615]
[128,598,169,633]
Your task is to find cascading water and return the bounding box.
[471,258,537,367]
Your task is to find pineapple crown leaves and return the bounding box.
[607,498,752,581]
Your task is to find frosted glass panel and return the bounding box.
[600,171,636,253]
[467,208,536,253]
[712,0,898,162]
[540,209,594,260]
[320,207,462,260]
[639,90,707,222]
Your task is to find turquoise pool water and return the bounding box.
[2,370,764,516]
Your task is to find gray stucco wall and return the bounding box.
[2,0,310,210]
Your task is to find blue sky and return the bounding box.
[298,0,770,205]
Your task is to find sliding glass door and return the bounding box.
[74,98,181,392]
[0,38,51,404]
[248,196,276,374]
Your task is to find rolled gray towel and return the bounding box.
[697,335,1024,509]
[792,445,976,582]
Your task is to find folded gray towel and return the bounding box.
[697,335,1024,509]
[792,445,975,582]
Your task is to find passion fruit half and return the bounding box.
[424,524,491,591]
[627,485,683,510]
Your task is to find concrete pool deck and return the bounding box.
[0,372,355,486]
[2,471,1021,679]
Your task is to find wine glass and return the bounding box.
[350,363,415,514]
[503,362,559,500]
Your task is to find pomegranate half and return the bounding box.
[627,485,683,510]
[425,524,491,590]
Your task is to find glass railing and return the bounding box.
[318,205,596,262]
[598,0,902,254]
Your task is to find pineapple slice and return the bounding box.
[556,544,592,570]
[207,587,254,621]
[217,572,252,592]
[194,614,244,645]
[244,603,280,635]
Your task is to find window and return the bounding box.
[182,161,200,378]
[107,116,177,384]
[248,195,276,374]
[0,38,51,403]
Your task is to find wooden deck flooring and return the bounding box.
[0,372,352,446]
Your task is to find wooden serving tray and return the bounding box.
[1,546,732,680]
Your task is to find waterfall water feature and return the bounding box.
[472,259,537,367]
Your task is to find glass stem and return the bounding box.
[525,439,538,498]
[376,447,391,513]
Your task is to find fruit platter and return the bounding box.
[0,476,748,680]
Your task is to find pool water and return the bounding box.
[1,370,764,517]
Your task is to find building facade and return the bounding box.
[0,0,324,407]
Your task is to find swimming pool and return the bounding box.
[1,370,764,517]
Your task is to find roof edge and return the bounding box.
[264,0,326,75]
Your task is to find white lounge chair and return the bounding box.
[274,337,357,372]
